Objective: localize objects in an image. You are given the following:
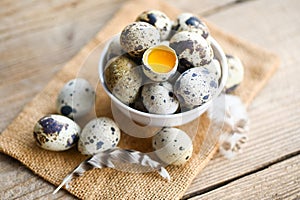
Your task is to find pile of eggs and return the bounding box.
[32,76,193,165]
[104,10,222,114]
[33,10,244,167]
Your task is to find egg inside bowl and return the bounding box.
[98,33,228,127]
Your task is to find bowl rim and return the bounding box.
[98,34,228,121]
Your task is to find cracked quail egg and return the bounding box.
[136,10,172,41]
[170,31,213,73]
[104,55,143,105]
[174,67,219,109]
[172,13,210,39]
[33,114,81,151]
[78,117,121,155]
[152,127,193,165]
[225,54,244,93]
[56,78,95,118]
[120,22,160,58]
[142,44,178,82]
[141,82,179,114]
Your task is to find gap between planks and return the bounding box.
[182,150,300,199]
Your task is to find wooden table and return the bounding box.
[0,0,299,199]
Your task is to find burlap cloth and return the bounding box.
[0,0,280,199]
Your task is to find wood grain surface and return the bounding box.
[0,0,299,199]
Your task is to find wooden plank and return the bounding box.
[190,154,300,200]
[164,0,236,16]
[0,0,125,132]
[184,0,300,197]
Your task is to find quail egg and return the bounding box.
[142,44,178,82]
[203,59,222,80]
[170,31,213,72]
[104,55,143,105]
[136,10,172,40]
[78,117,121,155]
[141,82,179,114]
[174,67,218,109]
[33,114,81,151]
[152,127,193,165]
[120,22,160,58]
[105,55,138,91]
[225,54,244,93]
[56,78,95,118]
[172,13,210,39]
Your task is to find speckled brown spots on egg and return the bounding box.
[120,22,160,58]
[141,82,179,114]
[33,115,81,151]
[136,10,172,40]
[172,13,210,39]
[152,127,193,165]
[78,117,121,155]
[170,31,213,71]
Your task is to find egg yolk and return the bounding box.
[147,49,176,73]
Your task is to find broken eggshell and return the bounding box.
[142,45,178,82]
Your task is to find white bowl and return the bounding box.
[99,34,228,127]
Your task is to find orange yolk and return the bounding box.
[147,49,176,73]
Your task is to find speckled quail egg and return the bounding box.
[106,34,125,62]
[136,10,172,41]
[141,82,179,114]
[142,44,178,82]
[33,114,80,151]
[120,22,160,58]
[170,31,213,72]
[78,117,121,155]
[105,55,138,91]
[152,127,193,165]
[172,13,210,39]
[174,67,219,109]
[104,55,143,105]
[203,59,222,80]
[56,78,95,118]
[225,54,244,93]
